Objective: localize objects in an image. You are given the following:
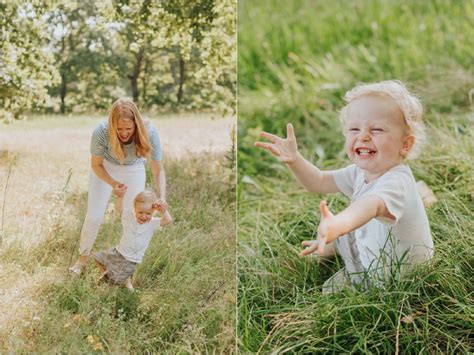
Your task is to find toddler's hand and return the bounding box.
[301,200,336,256]
[300,239,322,256]
[113,182,127,197]
[153,199,168,212]
[255,123,299,164]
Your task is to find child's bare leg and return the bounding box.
[96,270,108,285]
[116,196,123,216]
[94,260,106,273]
[124,277,134,291]
[93,260,108,284]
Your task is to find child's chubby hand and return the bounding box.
[301,200,337,256]
[255,123,299,164]
[152,199,168,213]
[112,181,127,197]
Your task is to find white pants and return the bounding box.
[79,160,146,255]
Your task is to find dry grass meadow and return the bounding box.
[0,113,236,352]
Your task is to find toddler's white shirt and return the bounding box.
[116,210,161,263]
[331,164,434,272]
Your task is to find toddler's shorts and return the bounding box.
[94,247,138,284]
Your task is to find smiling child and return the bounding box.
[94,190,172,290]
[256,80,434,292]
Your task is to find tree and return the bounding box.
[0,0,236,119]
[45,0,126,113]
[0,2,59,121]
[99,0,157,105]
[98,0,236,113]
[154,0,236,113]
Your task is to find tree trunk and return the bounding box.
[60,71,67,114]
[129,48,144,104]
[142,57,150,106]
[177,55,185,105]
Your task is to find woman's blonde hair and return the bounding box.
[340,80,426,159]
[108,98,152,164]
[134,190,157,206]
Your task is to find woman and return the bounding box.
[69,98,166,275]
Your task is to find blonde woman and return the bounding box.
[69,98,166,275]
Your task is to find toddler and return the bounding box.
[256,80,434,292]
[94,190,172,290]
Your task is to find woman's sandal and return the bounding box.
[68,263,83,276]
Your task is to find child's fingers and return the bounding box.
[156,199,168,208]
[268,145,282,157]
[255,142,281,157]
[300,240,319,256]
[259,131,280,143]
[154,202,168,213]
[287,123,296,141]
[115,183,127,196]
[254,142,271,151]
[319,200,329,218]
[255,142,273,151]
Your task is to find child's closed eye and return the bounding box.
[371,128,384,132]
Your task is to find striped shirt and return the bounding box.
[90,119,162,165]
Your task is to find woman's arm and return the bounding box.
[91,155,127,196]
[149,160,166,201]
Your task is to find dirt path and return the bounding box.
[0,115,235,347]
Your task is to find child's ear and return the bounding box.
[401,134,415,156]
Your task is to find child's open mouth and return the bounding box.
[355,147,376,157]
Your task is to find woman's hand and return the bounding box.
[301,200,337,256]
[112,182,127,197]
[152,199,168,213]
[255,123,299,164]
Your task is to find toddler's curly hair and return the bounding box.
[134,190,157,206]
[340,80,426,159]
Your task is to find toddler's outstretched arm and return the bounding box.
[159,210,172,226]
[301,196,387,256]
[255,123,339,194]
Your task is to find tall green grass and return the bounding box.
[1,154,236,353]
[238,0,474,352]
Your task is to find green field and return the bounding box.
[238,0,473,353]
